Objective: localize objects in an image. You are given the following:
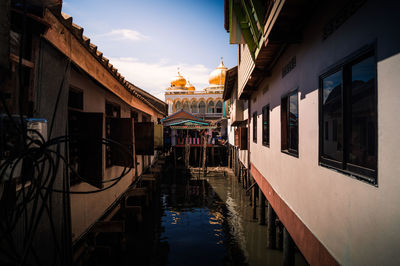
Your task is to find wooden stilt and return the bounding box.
[174,147,177,168]
[252,183,257,220]
[283,227,295,266]
[211,146,215,166]
[267,202,276,249]
[194,147,198,166]
[259,187,266,225]
[228,146,231,168]
[277,221,284,250]
[238,164,242,183]
[202,135,207,174]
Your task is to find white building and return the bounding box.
[225,0,400,265]
[165,60,227,121]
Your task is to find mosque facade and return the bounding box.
[165,59,228,121]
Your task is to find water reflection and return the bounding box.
[159,172,308,266]
[160,177,246,266]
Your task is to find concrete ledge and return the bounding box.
[251,163,339,266]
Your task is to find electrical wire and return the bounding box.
[0,3,136,266]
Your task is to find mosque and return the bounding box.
[165,59,228,121]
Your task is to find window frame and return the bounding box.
[253,111,257,143]
[105,101,121,168]
[281,89,299,157]
[318,44,378,185]
[262,105,270,147]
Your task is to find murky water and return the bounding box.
[158,170,308,266]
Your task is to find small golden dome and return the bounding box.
[170,71,187,87]
[186,80,195,91]
[209,58,227,85]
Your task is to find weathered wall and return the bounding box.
[33,39,71,265]
[249,1,400,265]
[69,66,160,241]
[69,67,135,241]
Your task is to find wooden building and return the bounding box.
[0,1,167,264]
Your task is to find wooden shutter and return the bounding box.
[134,122,154,155]
[234,128,239,146]
[239,127,248,150]
[79,112,103,188]
[110,118,134,167]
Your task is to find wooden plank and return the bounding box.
[141,176,156,182]
[125,187,147,197]
[9,53,34,68]
[92,221,125,233]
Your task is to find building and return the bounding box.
[165,60,227,121]
[0,1,167,264]
[224,0,400,265]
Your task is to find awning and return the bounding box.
[171,125,217,130]
[231,119,247,127]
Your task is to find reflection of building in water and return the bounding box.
[165,59,228,121]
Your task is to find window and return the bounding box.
[68,111,103,188]
[262,105,270,146]
[253,112,257,143]
[175,101,182,111]
[183,101,190,112]
[281,90,298,156]
[216,101,223,113]
[68,88,83,110]
[239,127,248,150]
[191,101,198,113]
[105,101,120,167]
[208,101,215,113]
[199,101,206,114]
[319,48,376,183]
[135,122,154,155]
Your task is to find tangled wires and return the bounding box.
[0,116,134,265]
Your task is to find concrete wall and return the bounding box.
[248,1,400,265]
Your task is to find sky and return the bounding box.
[62,0,237,100]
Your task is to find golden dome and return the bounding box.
[186,80,195,91]
[209,59,227,85]
[170,71,187,87]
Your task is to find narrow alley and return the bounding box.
[1,0,400,266]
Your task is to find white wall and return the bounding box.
[249,1,400,265]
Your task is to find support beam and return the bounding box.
[211,146,215,166]
[283,227,295,266]
[259,187,266,225]
[252,183,257,220]
[267,202,276,249]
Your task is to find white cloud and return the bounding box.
[97,29,149,41]
[108,57,211,101]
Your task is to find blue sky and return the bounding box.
[62,0,237,100]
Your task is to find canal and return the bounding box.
[156,169,308,266]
